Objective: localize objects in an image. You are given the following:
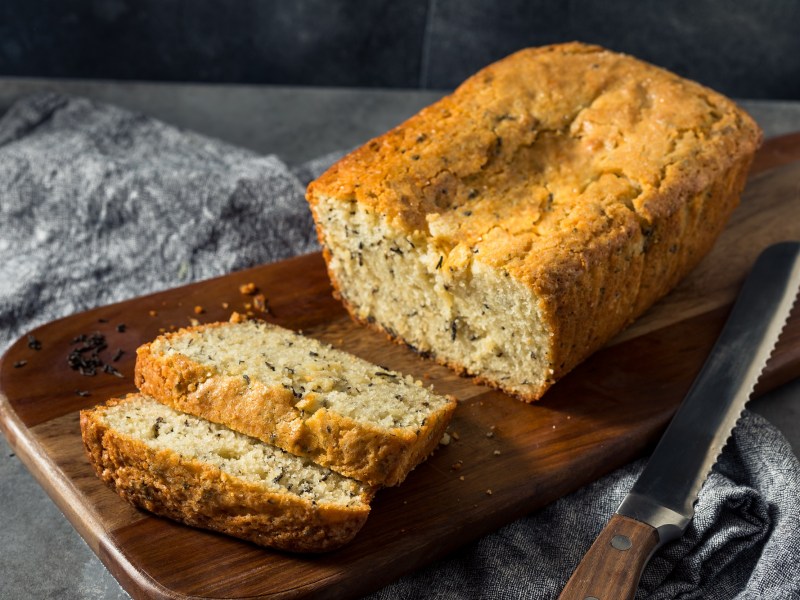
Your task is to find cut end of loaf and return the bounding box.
[314,197,554,400]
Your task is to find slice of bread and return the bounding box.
[80,394,373,552]
[135,318,457,487]
[306,42,762,401]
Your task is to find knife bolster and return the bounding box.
[617,492,691,545]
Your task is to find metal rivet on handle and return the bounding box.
[611,534,632,551]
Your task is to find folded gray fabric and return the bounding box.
[1,93,798,600]
[0,91,318,352]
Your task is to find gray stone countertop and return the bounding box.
[1,77,799,600]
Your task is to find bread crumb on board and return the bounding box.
[253,293,269,313]
[239,282,257,295]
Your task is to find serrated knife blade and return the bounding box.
[559,241,800,600]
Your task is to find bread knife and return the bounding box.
[558,241,800,600]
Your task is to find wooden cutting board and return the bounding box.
[2,133,800,600]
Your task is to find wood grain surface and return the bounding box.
[2,135,800,600]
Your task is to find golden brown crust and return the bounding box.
[308,42,760,234]
[80,396,371,553]
[135,325,456,487]
[307,42,762,401]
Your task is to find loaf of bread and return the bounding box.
[135,318,456,486]
[306,42,762,401]
[80,394,373,552]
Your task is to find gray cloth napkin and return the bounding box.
[0,91,318,350]
[1,93,798,600]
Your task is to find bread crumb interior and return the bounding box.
[101,395,369,507]
[151,321,450,429]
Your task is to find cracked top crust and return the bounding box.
[307,42,761,286]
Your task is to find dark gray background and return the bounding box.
[2,0,800,98]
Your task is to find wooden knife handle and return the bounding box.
[558,514,660,600]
